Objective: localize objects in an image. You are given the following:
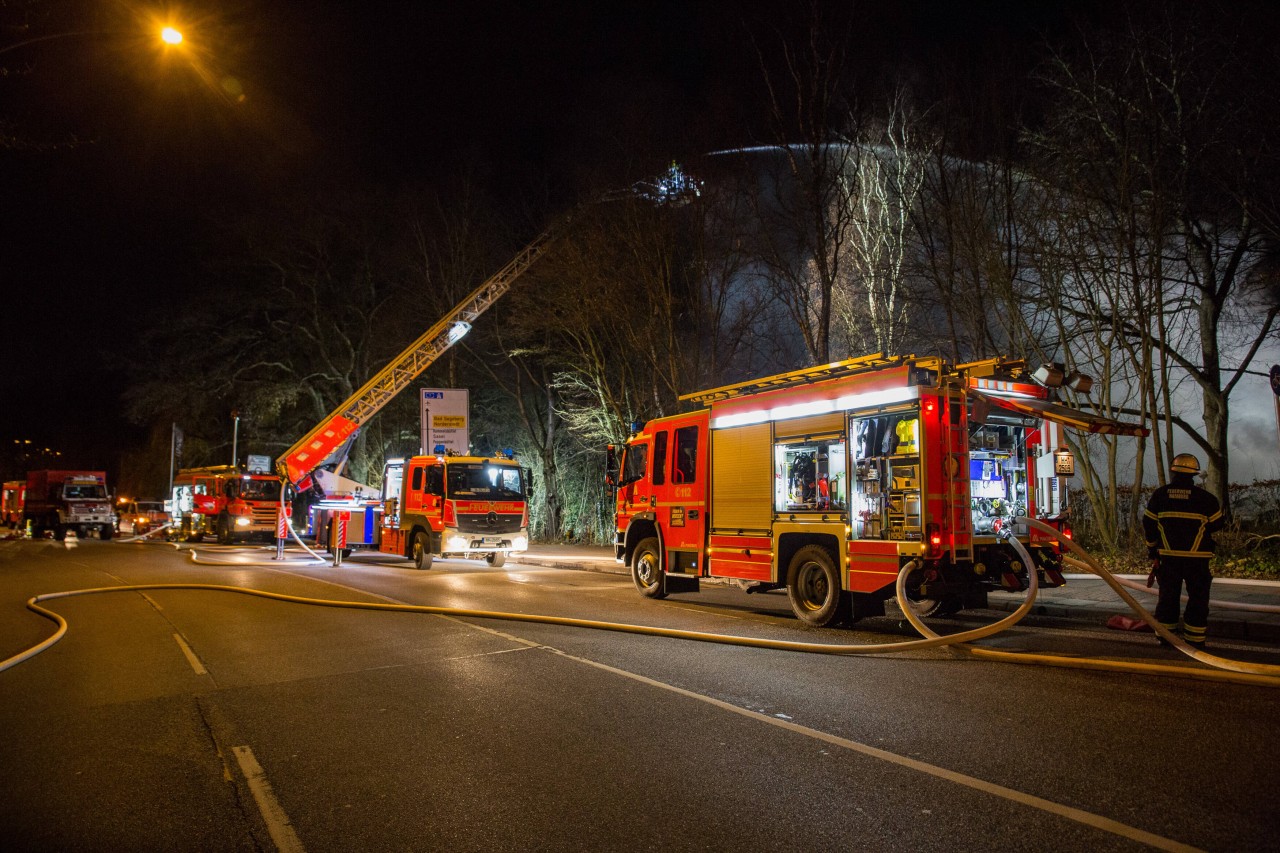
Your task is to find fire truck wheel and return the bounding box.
[412,531,434,570]
[900,566,952,619]
[486,551,506,568]
[786,545,844,627]
[99,524,113,541]
[53,524,66,541]
[632,537,667,599]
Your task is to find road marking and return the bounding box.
[172,633,208,676]
[442,646,537,662]
[232,745,305,853]
[544,646,1205,853]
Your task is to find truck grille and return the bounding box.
[457,511,523,535]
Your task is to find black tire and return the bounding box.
[486,551,506,568]
[899,565,954,619]
[216,515,233,545]
[786,544,844,627]
[631,536,666,599]
[411,530,434,570]
[53,524,66,541]
[99,524,113,541]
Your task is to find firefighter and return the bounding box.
[1142,454,1223,649]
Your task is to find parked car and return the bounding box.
[117,500,169,536]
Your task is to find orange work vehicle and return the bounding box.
[609,353,1147,626]
[171,465,283,544]
[2,480,24,528]
[372,452,529,568]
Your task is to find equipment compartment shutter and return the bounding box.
[711,423,772,532]
[771,411,845,441]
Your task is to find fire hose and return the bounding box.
[3,528,1278,687]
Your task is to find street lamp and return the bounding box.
[0,21,186,56]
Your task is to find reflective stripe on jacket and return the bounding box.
[1142,477,1223,559]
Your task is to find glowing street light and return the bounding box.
[0,19,188,56]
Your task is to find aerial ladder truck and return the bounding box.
[276,164,700,567]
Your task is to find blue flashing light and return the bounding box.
[433,444,447,455]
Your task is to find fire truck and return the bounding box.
[2,480,24,528]
[22,470,115,540]
[373,453,529,568]
[609,353,1147,626]
[171,465,283,544]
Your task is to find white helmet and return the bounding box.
[1171,453,1200,475]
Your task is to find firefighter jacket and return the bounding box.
[1142,474,1223,561]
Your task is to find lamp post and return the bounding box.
[231,410,240,469]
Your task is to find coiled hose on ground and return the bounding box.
[1,526,1277,687]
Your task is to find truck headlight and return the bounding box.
[235,517,251,527]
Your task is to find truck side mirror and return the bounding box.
[604,444,619,489]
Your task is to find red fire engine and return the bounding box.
[373,453,529,568]
[609,353,1147,625]
[171,465,283,544]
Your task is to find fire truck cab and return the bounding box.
[611,353,1146,626]
[171,465,283,544]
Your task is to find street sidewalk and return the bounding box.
[508,543,1280,644]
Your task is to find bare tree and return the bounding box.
[834,88,933,358]
[1025,1,1280,513]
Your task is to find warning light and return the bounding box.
[1062,526,1073,540]
[923,398,937,415]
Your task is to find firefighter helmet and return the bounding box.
[1171,453,1201,475]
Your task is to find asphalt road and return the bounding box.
[1,538,1278,852]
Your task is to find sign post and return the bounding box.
[420,388,470,455]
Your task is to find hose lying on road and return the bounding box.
[0,558,1044,675]
[115,522,175,544]
[4,530,1278,688]
[1018,517,1280,681]
[899,525,1280,688]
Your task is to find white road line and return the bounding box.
[442,646,537,662]
[232,745,306,853]
[172,633,208,676]
[544,646,1205,853]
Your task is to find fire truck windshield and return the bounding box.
[238,479,280,501]
[64,485,106,499]
[446,464,523,500]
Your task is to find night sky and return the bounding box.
[1,0,1096,479]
